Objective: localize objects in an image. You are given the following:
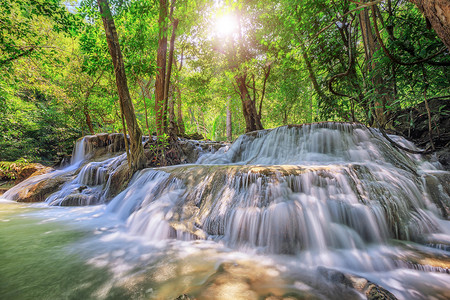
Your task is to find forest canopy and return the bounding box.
[1,0,449,164]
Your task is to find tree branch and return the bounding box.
[0,47,35,67]
[371,5,449,66]
[327,19,357,122]
[312,0,383,43]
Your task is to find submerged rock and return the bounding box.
[317,267,397,300]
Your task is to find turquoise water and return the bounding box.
[0,202,113,299]
[1,200,449,300]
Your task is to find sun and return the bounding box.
[215,14,238,36]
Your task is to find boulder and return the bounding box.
[103,161,130,200]
[0,162,49,182]
[15,163,49,182]
[13,173,74,203]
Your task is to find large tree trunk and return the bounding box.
[235,74,263,132]
[163,0,179,132]
[155,0,168,136]
[165,17,179,137]
[412,0,450,51]
[359,5,392,127]
[174,53,185,135]
[98,0,145,173]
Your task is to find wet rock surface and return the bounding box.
[12,172,74,203]
[317,267,397,300]
[2,133,225,203]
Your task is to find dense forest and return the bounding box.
[1,0,449,165]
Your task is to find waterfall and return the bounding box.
[2,122,449,299]
[105,123,449,258]
[71,137,87,164]
[2,133,130,204]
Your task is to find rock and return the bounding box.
[59,193,95,206]
[179,132,205,140]
[107,133,127,153]
[365,282,397,300]
[103,161,130,200]
[178,140,227,164]
[317,267,398,300]
[179,141,199,163]
[0,162,49,182]
[15,163,48,182]
[424,173,450,218]
[4,133,223,204]
[72,133,127,163]
[28,166,54,178]
[13,174,74,203]
[436,147,450,170]
[174,295,193,300]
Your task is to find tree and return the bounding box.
[97,0,145,173]
[213,4,273,132]
[154,0,179,137]
[412,0,450,51]
[0,0,78,68]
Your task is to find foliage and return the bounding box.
[0,158,31,180]
[1,0,449,163]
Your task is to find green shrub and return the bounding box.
[0,158,31,181]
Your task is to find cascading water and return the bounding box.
[3,134,129,205]
[1,123,449,299]
[109,123,448,253]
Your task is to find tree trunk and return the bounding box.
[84,108,95,135]
[82,71,104,136]
[98,0,145,173]
[359,5,392,127]
[163,10,179,133]
[165,18,179,137]
[258,63,271,118]
[173,52,185,135]
[235,74,263,132]
[226,97,232,142]
[137,78,152,137]
[176,85,185,135]
[155,0,168,136]
[198,107,206,138]
[300,43,329,103]
[412,0,450,51]
[168,85,177,137]
[188,107,197,133]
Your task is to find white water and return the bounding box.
[1,123,449,299]
[108,124,448,252]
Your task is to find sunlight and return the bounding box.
[215,14,237,36]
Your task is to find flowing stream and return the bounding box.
[1,123,449,299]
